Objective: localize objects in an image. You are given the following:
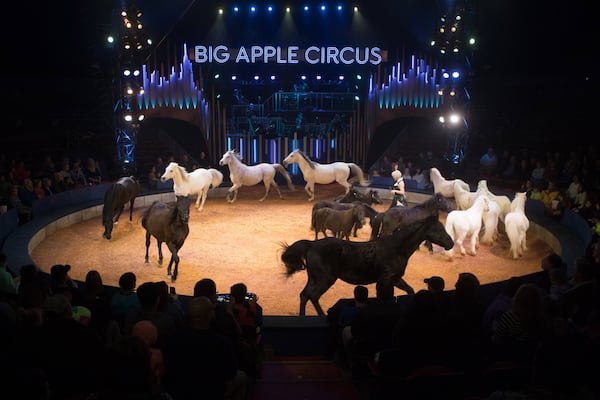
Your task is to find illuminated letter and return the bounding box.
[288,46,299,64]
[236,46,250,63]
[194,46,209,63]
[214,45,230,63]
[276,46,286,63]
[264,46,276,63]
[326,47,340,64]
[339,47,355,64]
[355,47,369,65]
[370,47,382,65]
[305,46,320,64]
[251,46,264,63]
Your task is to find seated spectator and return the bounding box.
[84,157,103,185]
[228,282,262,346]
[49,264,83,305]
[122,281,178,344]
[490,283,550,364]
[541,181,560,210]
[8,184,31,224]
[546,191,567,219]
[87,335,173,400]
[70,159,88,187]
[162,296,247,400]
[147,165,159,190]
[481,276,523,336]
[0,252,17,296]
[559,257,599,331]
[111,271,141,331]
[131,319,167,389]
[344,281,404,369]
[479,147,498,179]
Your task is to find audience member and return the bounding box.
[122,281,178,345]
[111,271,141,330]
[131,319,167,389]
[481,276,523,336]
[87,335,173,400]
[49,263,83,305]
[162,296,247,400]
[490,283,550,365]
[479,147,498,179]
[84,157,103,185]
[81,270,121,346]
[0,252,17,296]
[147,165,159,190]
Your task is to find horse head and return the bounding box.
[176,195,191,224]
[282,149,299,167]
[432,192,454,213]
[422,217,454,250]
[369,190,383,205]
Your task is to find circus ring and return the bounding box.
[1,182,589,355]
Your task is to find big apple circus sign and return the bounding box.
[193,45,384,65]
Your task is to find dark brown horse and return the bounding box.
[102,176,140,240]
[369,192,453,241]
[312,206,365,240]
[334,188,383,205]
[281,216,454,315]
[312,200,377,237]
[141,195,191,281]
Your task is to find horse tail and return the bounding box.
[209,168,224,188]
[273,164,295,191]
[280,240,312,276]
[369,212,384,240]
[348,163,368,187]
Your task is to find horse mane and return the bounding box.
[297,149,316,170]
[174,163,190,183]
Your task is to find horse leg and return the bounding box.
[128,199,135,221]
[227,185,241,203]
[144,232,151,264]
[271,180,284,200]
[305,183,314,201]
[299,274,335,316]
[196,190,206,211]
[115,206,125,223]
[467,232,479,256]
[259,181,272,202]
[394,277,415,295]
[157,240,164,265]
[166,243,179,279]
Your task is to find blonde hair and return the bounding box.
[391,170,402,180]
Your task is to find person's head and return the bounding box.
[50,264,71,287]
[0,252,7,267]
[136,282,161,310]
[455,272,480,300]
[187,296,215,329]
[541,253,565,272]
[43,293,72,319]
[193,278,218,303]
[118,272,137,292]
[230,282,248,303]
[424,276,445,293]
[132,320,158,347]
[391,169,402,181]
[353,285,369,304]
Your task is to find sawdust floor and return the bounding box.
[31,184,551,316]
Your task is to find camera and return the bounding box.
[216,292,255,303]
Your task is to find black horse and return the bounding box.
[281,216,454,316]
[102,176,140,240]
[142,195,191,281]
[334,188,383,205]
[369,192,453,242]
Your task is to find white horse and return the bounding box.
[453,180,479,210]
[160,162,223,211]
[476,180,511,221]
[445,195,490,259]
[429,167,470,199]
[480,199,501,245]
[504,192,529,259]
[219,149,294,203]
[282,149,367,201]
